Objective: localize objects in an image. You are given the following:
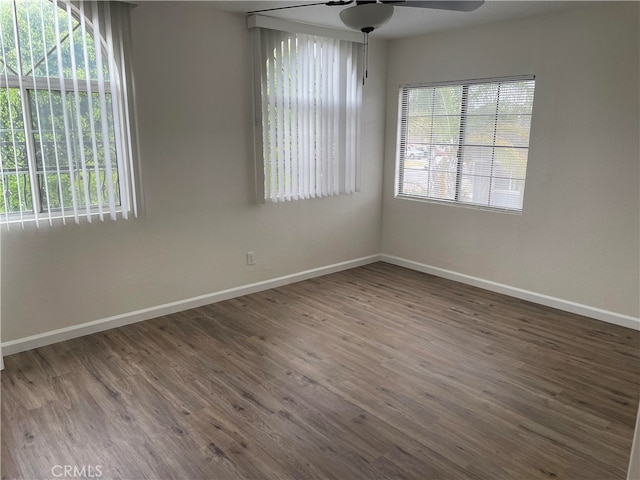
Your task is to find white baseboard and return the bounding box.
[3,253,638,357]
[1,255,381,356]
[381,255,640,331]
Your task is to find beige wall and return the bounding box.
[382,2,640,318]
[0,226,2,368]
[2,2,638,344]
[0,3,387,342]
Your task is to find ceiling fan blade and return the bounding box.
[248,2,333,14]
[381,0,484,12]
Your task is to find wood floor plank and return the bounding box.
[2,262,639,479]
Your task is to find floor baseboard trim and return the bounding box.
[380,255,640,331]
[4,253,637,356]
[1,254,382,356]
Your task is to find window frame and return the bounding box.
[0,0,138,228]
[250,16,363,204]
[395,75,536,213]
[0,80,118,219]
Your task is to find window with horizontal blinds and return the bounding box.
[396,76,535,212]
[0,0,138,228]
[252,26,362,203]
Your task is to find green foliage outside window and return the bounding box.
[0,0,119,217]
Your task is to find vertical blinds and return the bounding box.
[0,0,137,228]
[253,27,362,202]
[397,76,535,211]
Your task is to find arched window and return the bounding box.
[0,0,137,227]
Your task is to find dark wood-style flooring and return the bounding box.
[2,262,639,479]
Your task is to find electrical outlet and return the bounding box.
[246,252,256,266]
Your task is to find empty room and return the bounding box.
[1,0,638,479]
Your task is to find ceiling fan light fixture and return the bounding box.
[339,3,394,32]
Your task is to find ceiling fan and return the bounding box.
[249,1,485,34]
[249,1,484,85]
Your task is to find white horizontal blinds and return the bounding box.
[257,27,361,203]
[0,0,137,228]
[461,79,535,210]
[398,76,535,211]
[397,84,463,201]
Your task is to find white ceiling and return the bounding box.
[201,0,591,39]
